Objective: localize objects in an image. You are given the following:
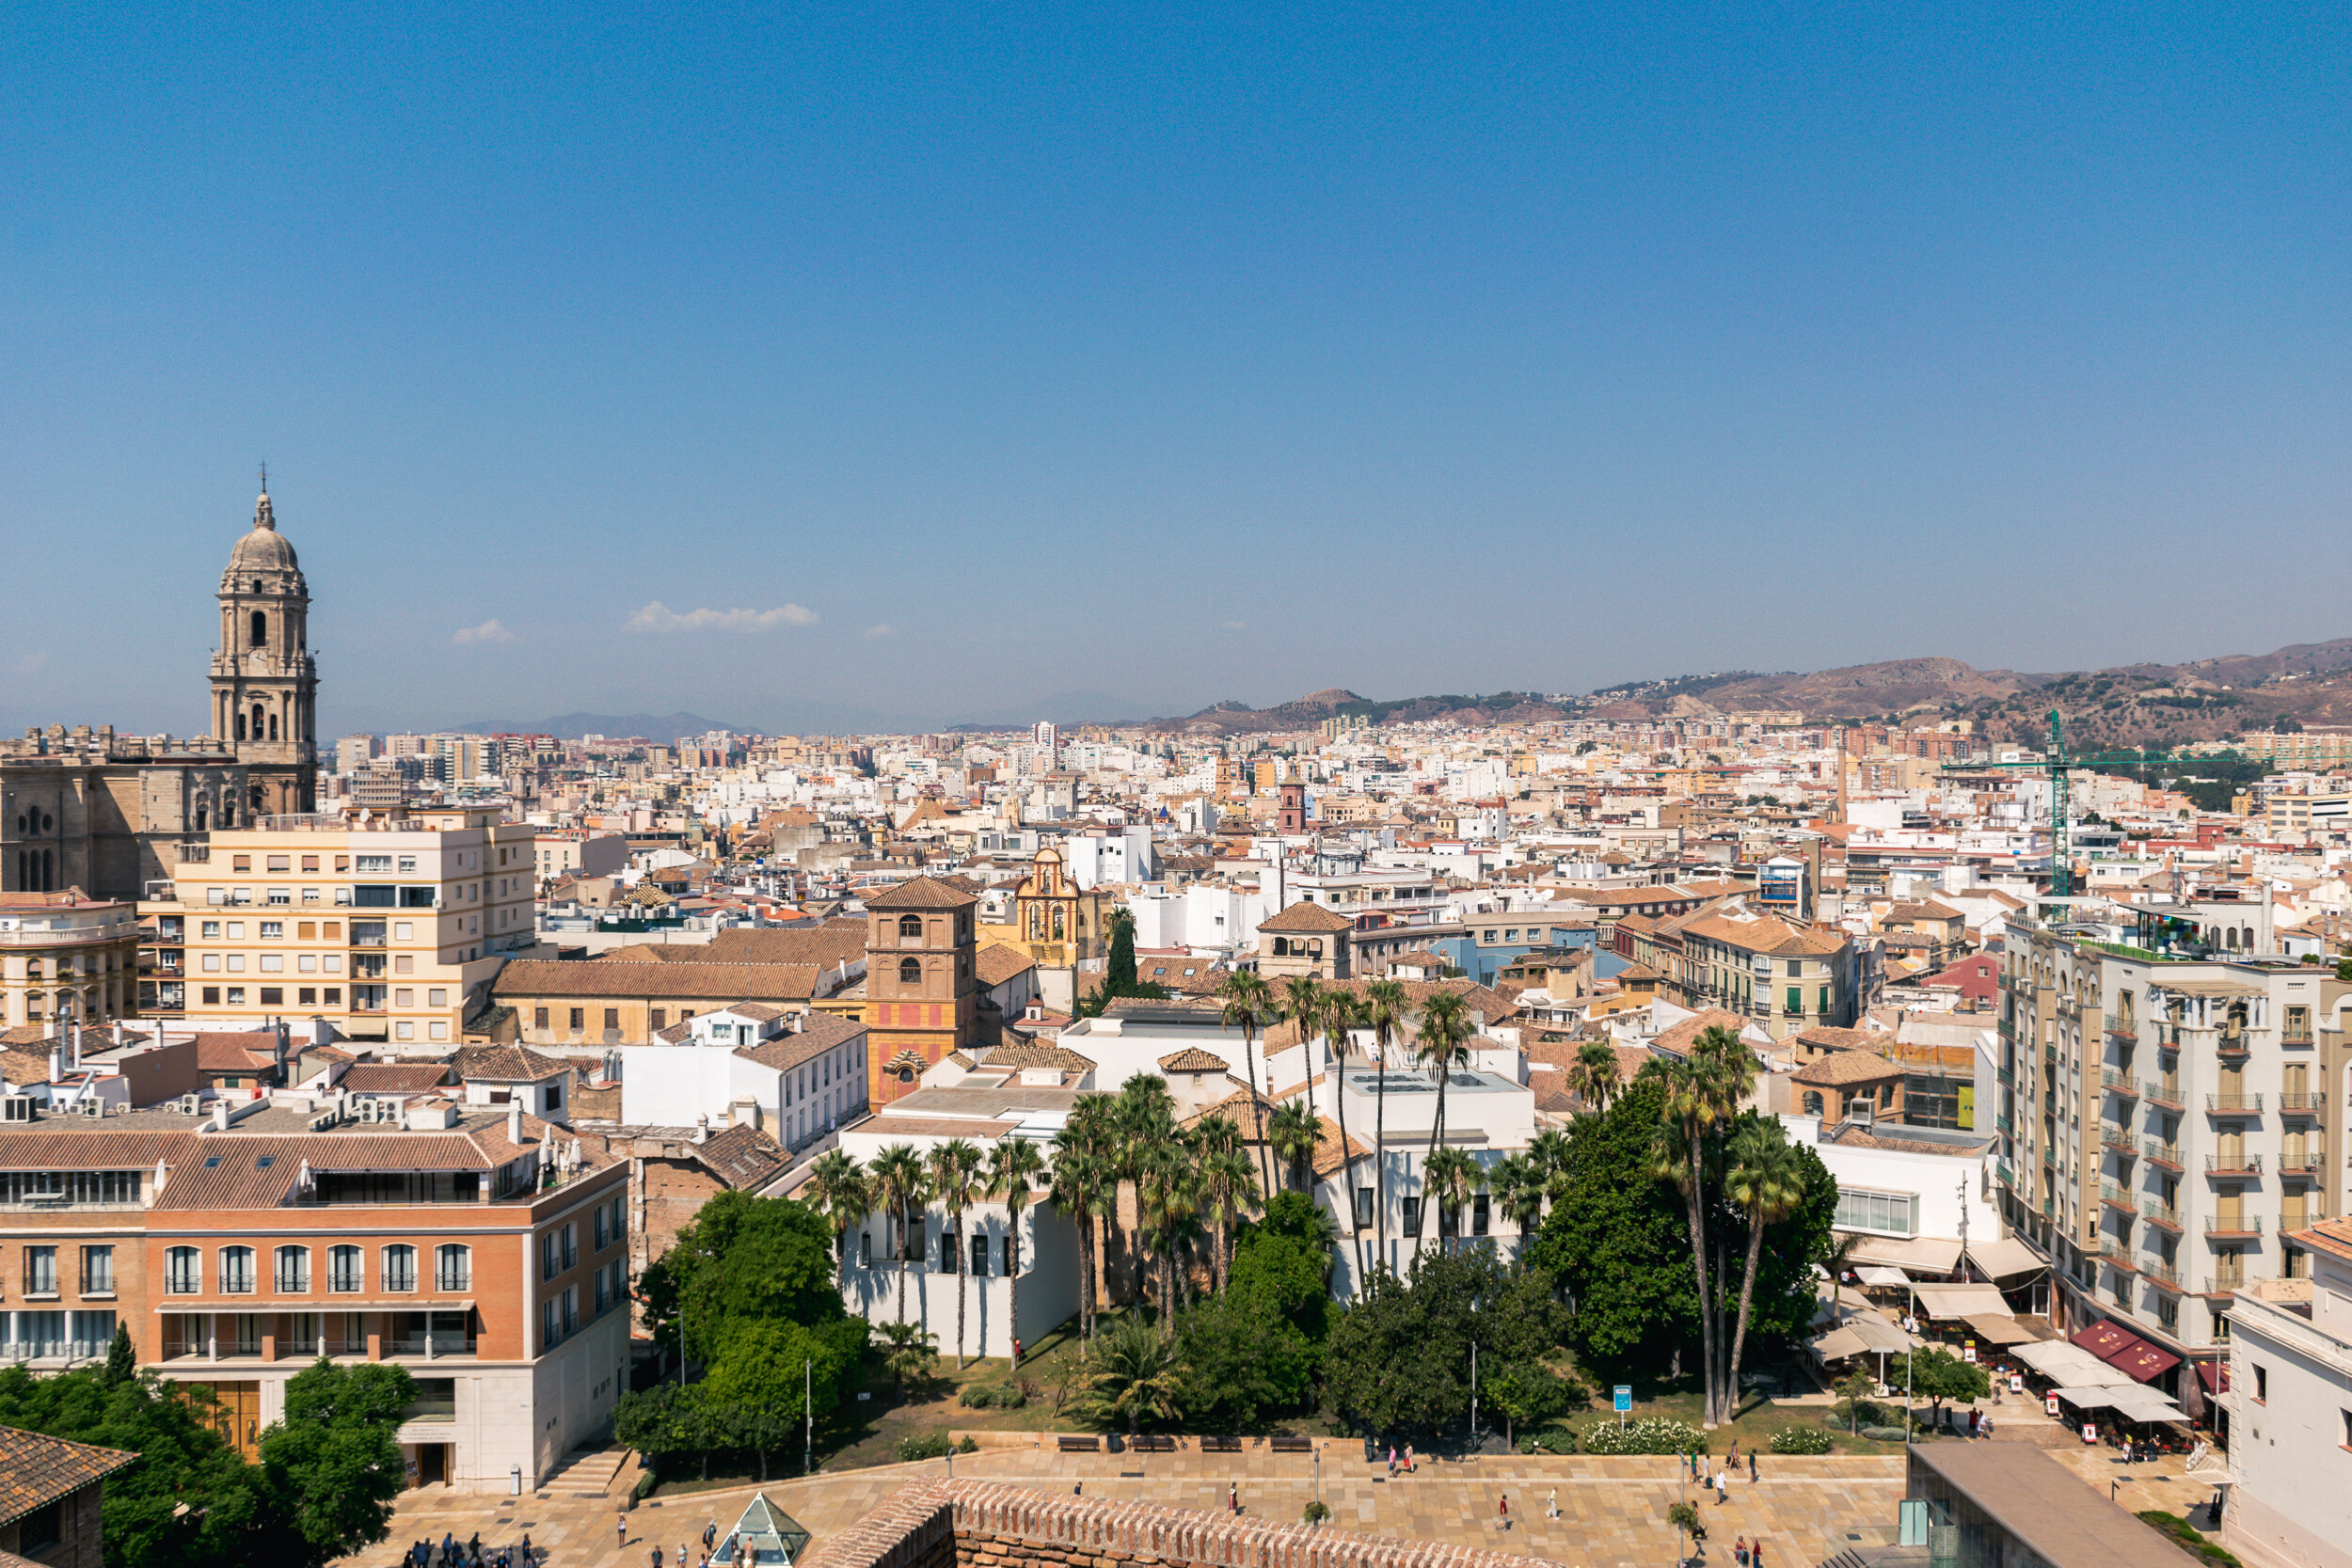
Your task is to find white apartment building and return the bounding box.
[144,804,536,1046]
[2222,1219,2352,1568]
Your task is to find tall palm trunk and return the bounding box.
[1242,1021,1274,1197]
[1725,1206,1767,1422]
[1373,1031,1391,1275]
[1328,1028,1365,1285]
[1006,1208,1023,1368]
[952,1213,968,1370]
[1677,1116,1720,1426]
[897,1200,911,1323]
[1418,1071,1451,1248]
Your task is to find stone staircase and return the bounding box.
[535,1444,634,1499]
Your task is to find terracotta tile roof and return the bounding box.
[974,947,1038,988]
[693,1124,792,1189]
[0,1426,136,1527]
[855,1116,1012,1141]
[1257,900,1357,933]
[1156,1048,1229,1073]
[979,1042,1095,1072]
[1794,1051,1904,1086]
[452,1045,573,1082]
[492,958,821,1002]
[864,877,978,911]
[340,1063,456,1094]
[2287,1217,2352,1265]
[1311,1115,1371,1178]
[0,1051,53,1087]
[193,1032,279,1071]
[1649,1009,1757,1056]
[734,1012,868,1069]
[1792,1025,1880,1053]
[1883,900,1964,923]
[1677,910,1847,956]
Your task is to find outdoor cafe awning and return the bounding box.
[2012,1339,2136,1386]
[1856,1265,1912,1288]
[1962,1312,2037,1346]
[2074,1319,2181,1384]
[1809,1325,1869,1362]
[1965,1237,2049,1279]
[1913,1283,2012,1320]
[1847,1312,1920,1354]
[1841,1234,1963,1274]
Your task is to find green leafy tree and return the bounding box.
[1892,1347,1991,1427]
[1835,1369,1877,1433]
[640,1190,846,1365]
[702,1317,866,1478]
[1107,908,1139,990]
[615,1381,726,1475]
[1321,1243,1557,1438]
[256,1359,416,1568]
[103,1322,136,1386]
[0,1361,263,1568]
[1484,1359,1573,1449]
[1046,1136,1114,1354]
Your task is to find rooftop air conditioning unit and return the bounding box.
[179,1093,202,1116]
[80,1096,105,1118]
[0,1096,34,1124]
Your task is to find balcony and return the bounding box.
[2201,1275,2243,1297]
[2207,1094,2263,1115]
[2279,1093,2325,1115]
[1995,1114,2013,1134]
[2103,1071,2141,1100]
[2204,1214,2263,1238]
[2141,1199,2184,1231]
[2143,1080,2185,1110]
[2143,1141,2185,1171]
[2281,1031,2314,1048]
[2217,1032,2250,1058]
[2277,1153,2322,1177]
[2106,1021,2140,1041]
[2205,1153,2262,1175]
[1996,1067,2015,1089]
[2144,1259,2185,1291]
[2101,1128,2138,1159]
[2100,1182,2137,1213]
[2099,1242,2141,1275]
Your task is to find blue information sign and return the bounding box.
[1613,1386,1632,1413]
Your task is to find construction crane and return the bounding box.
[1943,710,2217,895]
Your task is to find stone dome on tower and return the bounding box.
[223,490,302,580]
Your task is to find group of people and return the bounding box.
[1384,1443,1420,1478]
[1687,1439,1759,1501]
[406,1533,527,1568]
[620,1514,748,1568]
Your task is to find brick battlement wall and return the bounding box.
[800,1480,1557,1568]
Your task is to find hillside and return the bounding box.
[1124,635,2352,751]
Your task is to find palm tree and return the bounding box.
[1046,1141,1114,1357]
[1265,1101,1322,1193]
[1652,1023,1759,1426]
[925,1138,986,1369]
[1216,969,1278,1196]
[1488,1151,1546,1266]
[1359,978,1411,1275]
[869,1143,926,1325]
[802,1149,870,1294]
[1420,1145,1483,1256]
[1134,1142,1200,1333]
[988,1137,1046,1368]
[1724,1120,1807,1413]
[874,1320,938,1401]
[1409,991,1472,1247]
[1318,988,1370,1283]
[1277,974,1327,1106]
[1197,1145,1259,1292]
[1114,1077,1178,1307]
[1084,1316,1181,1434]
[1567,1039,1622,1115]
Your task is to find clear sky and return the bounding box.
[4,3,2347,736]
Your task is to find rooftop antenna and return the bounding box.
[258,461,268,495]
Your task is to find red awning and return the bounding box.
[2072,1320,2142,1361]
[2106,1341,2181,1382]
[2197,1361,2232,1394]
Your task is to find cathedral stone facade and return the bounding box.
[0,488,321,900]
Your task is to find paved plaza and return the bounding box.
[351,1434,2228,1568]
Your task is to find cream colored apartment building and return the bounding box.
[142,805,536,1047]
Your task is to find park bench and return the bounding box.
[1129,1435,1177,1453]
[1269,1434,1313,1454]
[1200,1436,1244,1454]
[1057,1435,1101,1453]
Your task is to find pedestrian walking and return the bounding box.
[1388,1443,1397,1478]
[1716,1469,1728,1506]
[704,1521,719,1556]
[1728,1439,1740,1470]
[1735,1535,1748,1567]
[1406,1443,1416,1474]
[618,1511,630,1550]
[1747,1450,1756,1483]
[1229,1482,1239,1514]
[1547,1487,1559,1519]
[1499,1494,1511,1531]
[651,1546,664,1568]
[679,1540,691,1568]
[521,1534,533,1566]
[1754,1539,1765,1568]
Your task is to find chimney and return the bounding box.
[694,1113,709,1145]
[69,1022,81,1071]
[112,1021,125,1048]
[212,1100,230,1132]
[507,1099,523,1148]
[49,1046,64,1083]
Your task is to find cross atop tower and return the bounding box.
[258,461,267,495]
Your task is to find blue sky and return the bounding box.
[3,3,2346,735]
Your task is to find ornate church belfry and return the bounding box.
[209,483,319,812]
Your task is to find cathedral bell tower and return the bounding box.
[210,484,319,812]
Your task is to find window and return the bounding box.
[534,1007,549,1029]
[276,1245,310,1292]
[81,1245,113,1294]
[541,1297,561,1347]
[610,1196,626,1242]
[1835,1188,1918,1237]
[1788,958,1803,977]
[1786,987,1803,1014]
[649,1007,666,1029]
[23,1245,56,1295]
[260,920,283,939]
[1401,1196,1422,1236]
[382,1244,417,1292]
[435,1241,470,1297]
[899,957,921,984]
[542,1231,561,1281]
[166,1246,200,1293]
[562,1223,578,1270]
[563,1286,578,1334]
[1472,1194,1490,1236]
[898,914,923,940]
[567,1008,584,1033]
[202,987,221,1005]
[217,1245,256,1293]
[595,1267,610,1314]
[356,854,391,874]
[327,1244,363,1292]
[595,1208,610,1251]
[602,1007,620,1032]
[259,986,283,1004]
[2253,1365,2267,1403]
[1355,1187,1374,1229]
[232,855,252,872]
